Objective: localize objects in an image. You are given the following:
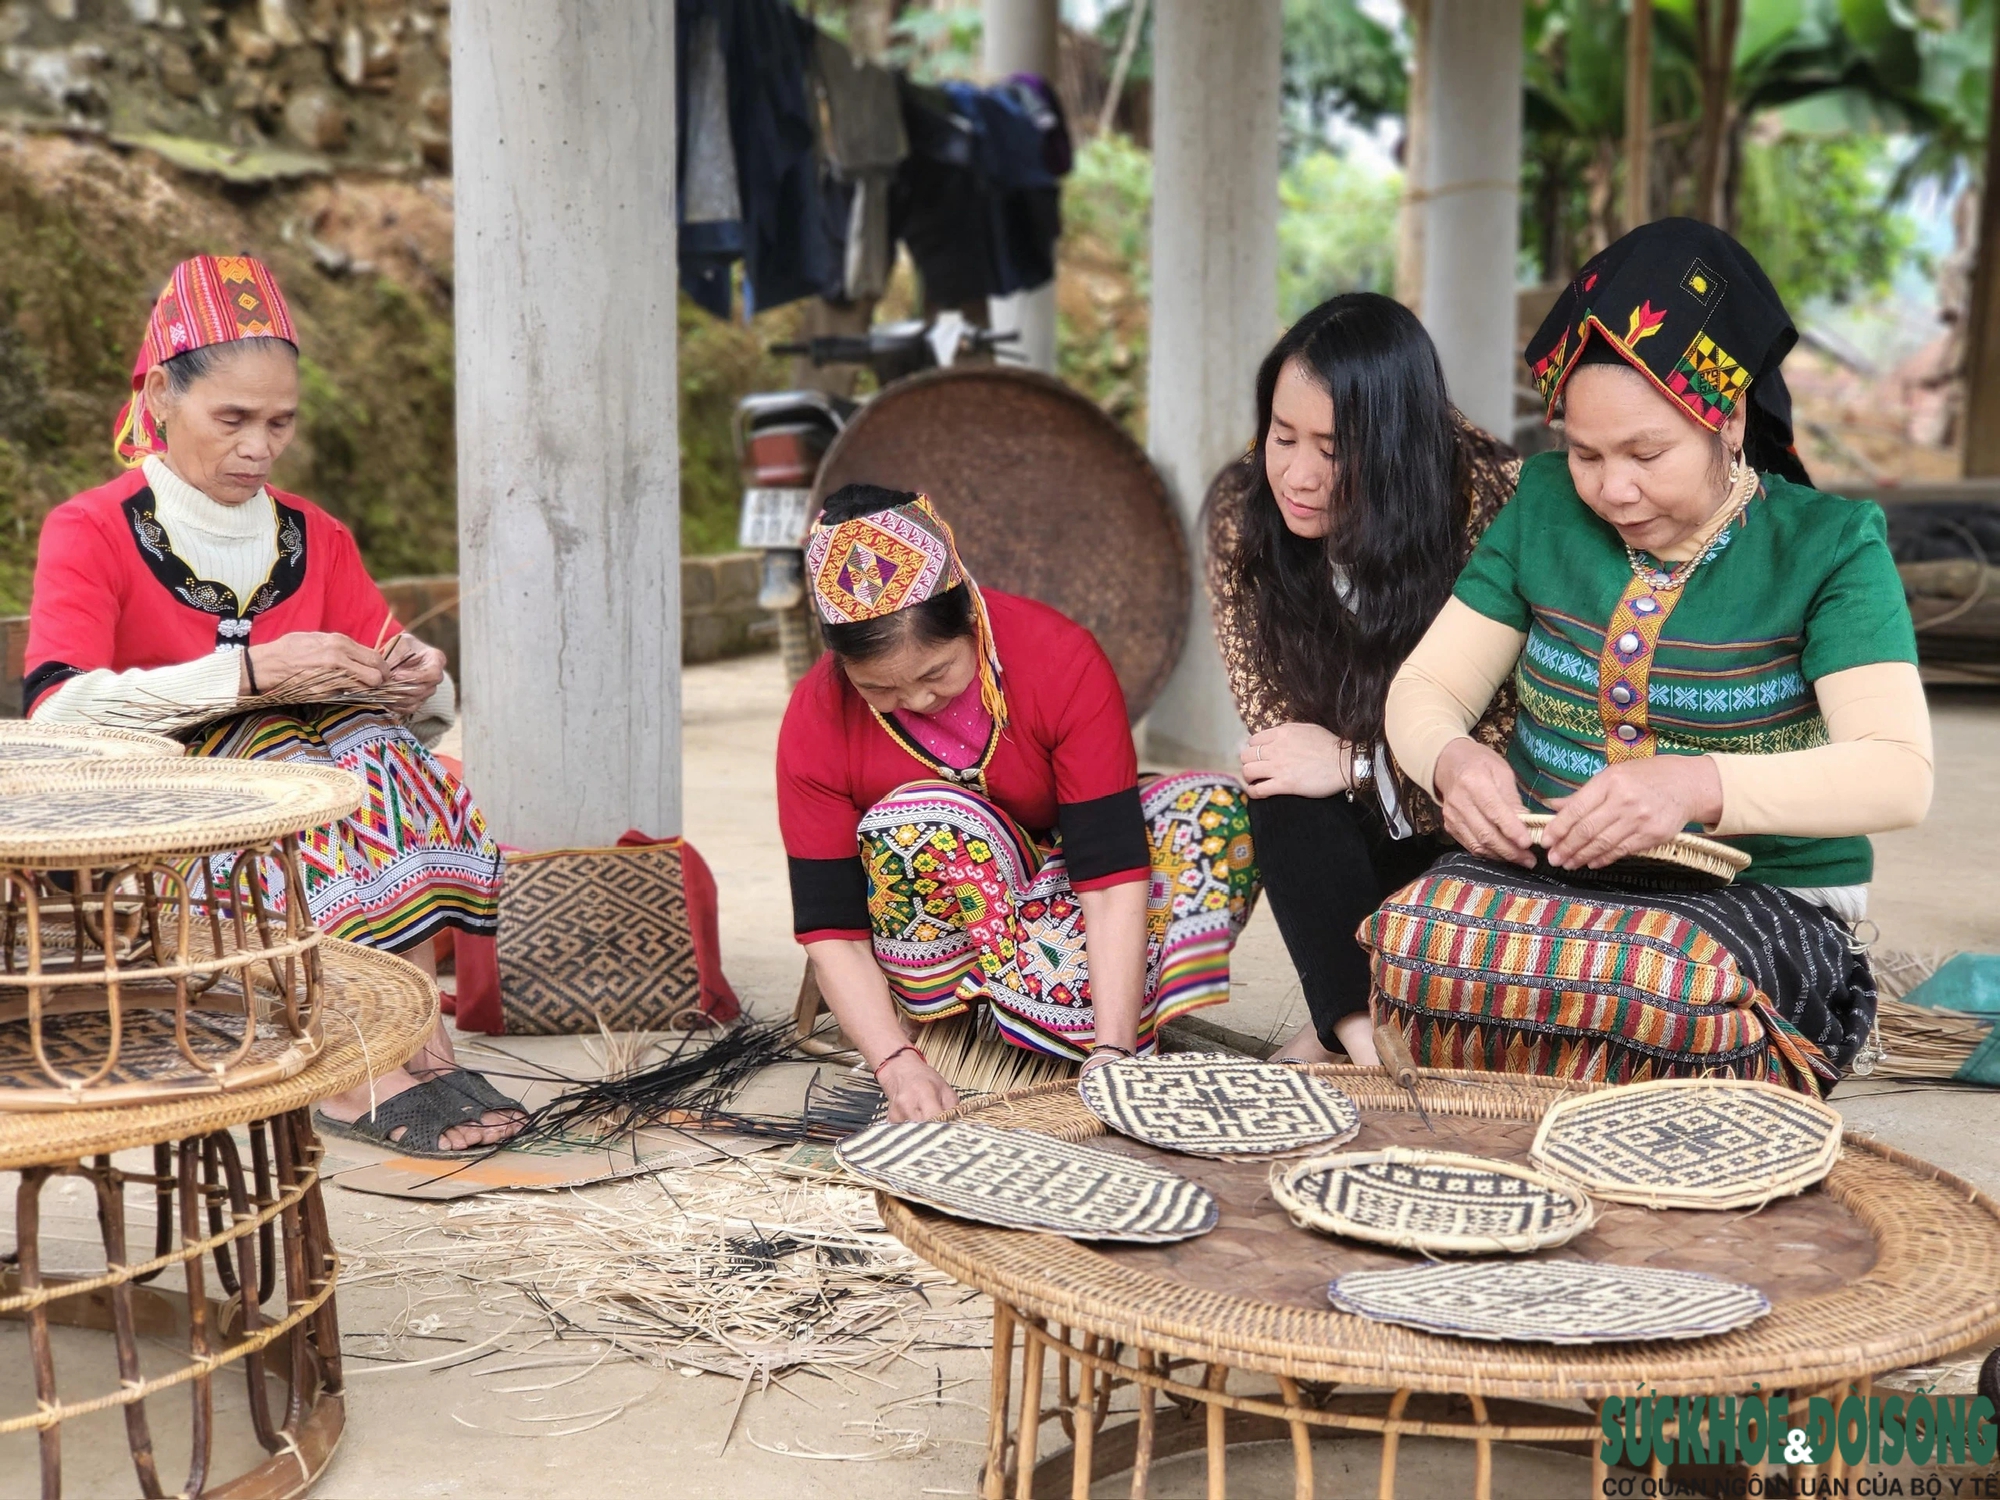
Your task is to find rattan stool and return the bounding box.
[0,937,436,1500]
[0,760,361,1109]
[879,1071,2000,1500]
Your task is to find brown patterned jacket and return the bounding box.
[1204,420,1521,835]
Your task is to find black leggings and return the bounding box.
[1246,793,1442,1050]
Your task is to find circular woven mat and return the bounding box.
[0,721,183,764]
[1271,1147,1594,1256]
[811,367,1188,719]
[1080,1053,1360,1158]
[0,760,361,864]
[837,1119,1216,1244]
[0,939,434,1170]
[1328,1259,1770,1345]
[876,1070,2000,1397]
[1529,1077,1844,1210]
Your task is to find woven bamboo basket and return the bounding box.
[1519,812,1750,886]
[0,760,361,1108]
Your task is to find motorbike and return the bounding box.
[733,318,1016,685]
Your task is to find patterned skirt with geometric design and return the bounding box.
[186,706,503,954]
[858,773,1260,1058]
[1360,853,1876,1098]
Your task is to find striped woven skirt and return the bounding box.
[187,706,502,953]
[859,774,1259,1058]
[1359,853,1876,1097]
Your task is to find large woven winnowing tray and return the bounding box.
[0,760,361,865]
[1528,1077,1843,1210]
[0,721,182,764]
[1079,1053,1361,1158]
[1329,1258,1772,1345]
[835,1119,1218,1243]
[1271,1147,1595,1256]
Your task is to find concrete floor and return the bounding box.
[4,653,1996,1498]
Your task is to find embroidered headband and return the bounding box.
[113,254,300,468]
[805,493,1007,728]
[1522,217,1808,485]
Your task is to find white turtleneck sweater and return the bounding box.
[36,456,452,736]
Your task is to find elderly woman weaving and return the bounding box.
[779,484,1258,1122]
[23,254,522,1155]
[1374,219,1930,1096]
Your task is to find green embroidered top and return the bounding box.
[1453,451,1918,888]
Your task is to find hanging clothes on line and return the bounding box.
[672,0,1071,322]
[891,75,1071,314]
[675,0,831,318]
[809,32,908,304]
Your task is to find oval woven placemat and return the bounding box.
[0,759,361,864]
[1079,1053,1361,1158]
[1271,1147,1595,1256]
[0,721,183,764]
[1328,1259,1772,1345]
[836,1119,1217,1244]
[1529,1076,1844,1210]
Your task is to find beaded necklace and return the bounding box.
[1623,460,1759,592]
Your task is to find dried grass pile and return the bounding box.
[342,1153,991,1400]
[1868,949,1995,1083]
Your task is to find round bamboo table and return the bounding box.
[0,938,436,1500]
[878,1070,2000,1500]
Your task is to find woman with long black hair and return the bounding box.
[1206,291,1518,1066]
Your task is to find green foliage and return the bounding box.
[1733,132,1919,308]
[1055,133,1153,434]
[1061,132,1154,289]
[276,277,456,580]
[887,2,983,85]
[1281,0,1407,153]
[1276,151,1401,322]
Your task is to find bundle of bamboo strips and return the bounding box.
[919,1008,1076,1096]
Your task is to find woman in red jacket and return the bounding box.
[24,254,519,1157]
[778,484,1259,1121]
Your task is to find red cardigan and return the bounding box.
[778,589,1148,942]
[25,467,393,712]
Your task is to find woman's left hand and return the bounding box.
[1240,722,1352,799]
[379,636,446,717]
[1542,756,1725,869]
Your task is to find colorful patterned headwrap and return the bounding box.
[806,493,1007,728]
[113,254,300,467]
[1524,218,1809,485]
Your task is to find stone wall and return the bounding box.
[0,552,773,718]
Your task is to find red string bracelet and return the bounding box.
[871,1043,925,1079]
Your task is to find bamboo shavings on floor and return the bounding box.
[1868,949,1993,1081]
[341,1153,990,1389]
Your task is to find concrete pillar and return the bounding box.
[983,0,1059,373]
[1144,0,1281,769]
[452,3,680,846]
[1414,0,1523,440]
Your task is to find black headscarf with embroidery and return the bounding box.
[1523,218,1812,487]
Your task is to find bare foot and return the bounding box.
[1272,1024,1346,1065]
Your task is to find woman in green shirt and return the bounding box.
[1376,218,1931,1096]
